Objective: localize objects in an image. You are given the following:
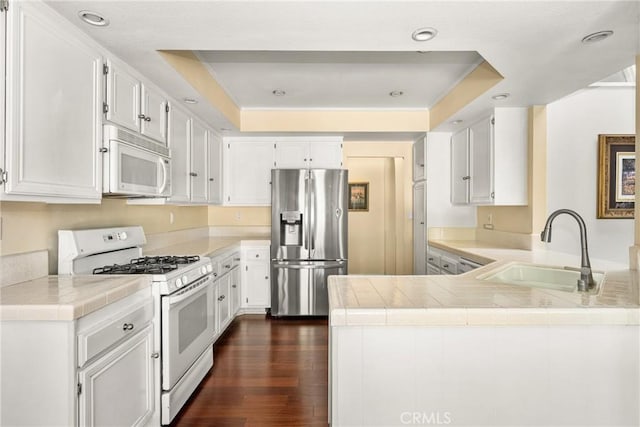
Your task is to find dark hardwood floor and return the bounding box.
[172,315,329,427]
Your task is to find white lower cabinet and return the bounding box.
[216,273,232,332]
[210,249,240,341]
[241,245,271,310]
[77,325,155,427]
[230,267,241,316]
[426,246,484,275]
[0,288,157,427]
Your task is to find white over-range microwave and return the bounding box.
[102,125,171,197]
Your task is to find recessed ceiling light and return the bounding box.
[492,93,510,100]
[411,27,438,42]
[389,90,404,97]
[183,98,198,104]
[581,30,614,44]
[272,89,286,96]
[78,10,109,27]
[451,120,463,125]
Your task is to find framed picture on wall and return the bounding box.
[597,134,635,219]
[348,182,369,212]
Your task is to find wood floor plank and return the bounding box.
[171,315,328,426]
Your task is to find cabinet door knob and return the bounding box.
[122,323,134,331]
[255,254,259,258]
[151,352,160,359]
[137,114,146,120]
[190,172,198,177]
[462,176,471,181]
[145,116,151,122]
[264,276,269,280]
[232,284,237,288]
[209,178,214,181]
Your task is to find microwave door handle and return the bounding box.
[158,158,168,195]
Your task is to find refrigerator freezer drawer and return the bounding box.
[271,261,347,316]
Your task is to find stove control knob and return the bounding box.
[182,275,188,284]
[175,278,183,288]
[119,231,128,240]
[206,265,213,273]
[201,266,207,275]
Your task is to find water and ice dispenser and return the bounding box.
[280,211,302,246]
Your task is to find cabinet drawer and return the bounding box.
[440,256,458,275]
[78,300,153,367]
[426,252,441,268]
[220,255,235,275]
[231,252,241,268]
[245,247,270,261]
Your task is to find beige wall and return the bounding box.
[477,106,547,236]
[0,200,208,273]
[208,206,270,226]
[343,141,413,274]
[346,157,394,274]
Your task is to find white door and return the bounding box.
[308,142,343,169]
[225,142,274,205]
[77,325,155,427]
[105,60,140,133]
[167,106,191,203]
[4,2,102,200]
[274,141,308,168]
[140,84,167,144]
[469,116,494,204]
[451,129,470,204]
[190,120,208,203]
[207,131,223,204]
[413,181,426,274]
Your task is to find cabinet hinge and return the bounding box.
[102,63,109,75]
[274,143,276,149]
[227,196,231,202]
[0,168,7,185]
[103,103,109,114]
[77,383,82,396]
[227,143,230,149]
[491,117,495,125]
[0,0,9,12]
[491,192,495,199]
[273,161,276,167]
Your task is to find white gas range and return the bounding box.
[58,226,215,425]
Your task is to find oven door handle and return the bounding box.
[166,275,212,306]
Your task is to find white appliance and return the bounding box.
[58,226,214,425]
[102,125,171,197]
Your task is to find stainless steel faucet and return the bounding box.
[540,209,595,291]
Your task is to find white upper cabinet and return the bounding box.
[224,139,275,205]
[2,1,102,202]
[274,138,343,169]
[469,117,493,204]
[413,134,427,182]
[140,84,168,143]
[105,60,167,145]
[167,105,191,203]
[450,128,470,204]
[190,119,208,203]
[450,108,528,206]
[207,130,223,204]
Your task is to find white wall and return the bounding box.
[426,132,477,228]
[547,87,635,264]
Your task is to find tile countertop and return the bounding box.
[1,235,269,322]
[329,239,640,327]
[0,275,152,321]
[144,236,270,258]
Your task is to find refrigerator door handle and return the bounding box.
[272,261,346,270]
[310,174,315,253]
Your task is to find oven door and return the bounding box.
[161,274,214,390]
[105,139,171,197]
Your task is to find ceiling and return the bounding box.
[45,1,640,136]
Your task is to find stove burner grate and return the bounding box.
[92,255,199,275]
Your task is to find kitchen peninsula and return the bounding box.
[328,241,640,427]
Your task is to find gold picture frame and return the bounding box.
[348,182,369,211]
[597,134,635,219]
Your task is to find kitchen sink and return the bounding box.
[478,263,605,292]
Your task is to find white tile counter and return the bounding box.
[328,240,640,326]
[0,275,152,321]
[144,236,269,258]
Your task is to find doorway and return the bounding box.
[346,156,405,274]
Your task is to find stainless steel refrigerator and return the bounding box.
[271,169,348,316]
